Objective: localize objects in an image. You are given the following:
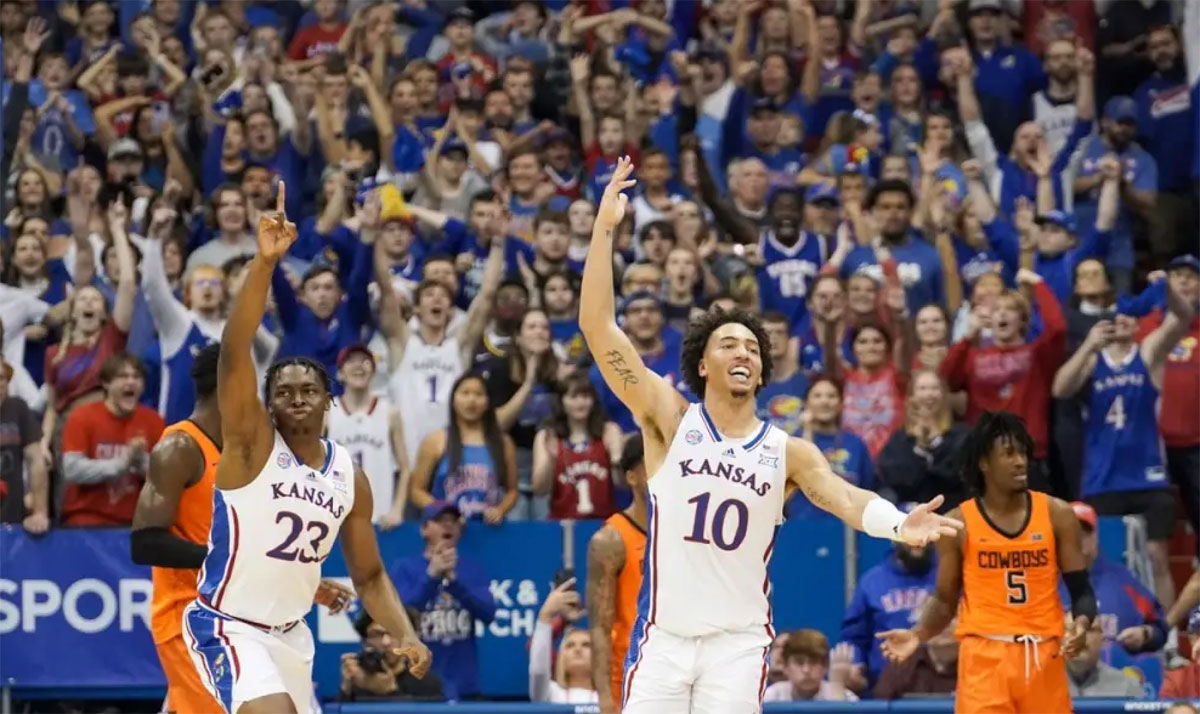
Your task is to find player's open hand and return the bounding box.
[595,156,636,230]
[898,495,963,546]
[314,579,355,614]
[256,182,297,261]
[1062,615,1093,658]
[397,635,432,678]
[876,628,920,663]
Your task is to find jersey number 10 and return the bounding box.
[683,492,749,551]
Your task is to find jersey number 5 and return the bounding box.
[1006,570,1027,605]
[266,511,331,563]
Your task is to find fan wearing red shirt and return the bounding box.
[1136,258,1200,530]
[435,7,498,110]
[60,353,165,526]
[287,0,348,62]
[940,269,1066,493]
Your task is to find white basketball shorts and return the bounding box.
[182,600,315,714]
[622,617,771,714]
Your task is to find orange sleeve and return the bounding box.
[60,408,91,455]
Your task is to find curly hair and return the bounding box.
[960,411,1034,497]
[681,308,773,400]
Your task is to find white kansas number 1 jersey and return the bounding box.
[642,404,787,637]
[198,434,356,626]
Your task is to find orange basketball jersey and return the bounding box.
[957,490,1064,639]
[605,511,646,698]
[149,420,219,645]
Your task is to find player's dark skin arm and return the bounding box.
[912,506,964,643]
[216,188,294,489]
[587,527,626,714]
[130,432,207,567]
[342,468,432,677]
[1050,496,1093,657]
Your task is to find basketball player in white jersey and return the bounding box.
[184,185,430,714]
[367,202,505,469]
[327,344,409,527]
[580,159,963,714]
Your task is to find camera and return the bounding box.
[358,647,388,675]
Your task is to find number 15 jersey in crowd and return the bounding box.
[641,404,787,637]
[197,435,355,626]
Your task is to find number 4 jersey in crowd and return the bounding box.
[196,434,355,625]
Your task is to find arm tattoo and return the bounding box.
[604,349,640,391]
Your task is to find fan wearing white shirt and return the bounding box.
[529,578,598,704]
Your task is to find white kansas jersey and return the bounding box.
[389,333,462,466]
[327,397,396,523]
[641,404,787,638]
[198,434,355,626]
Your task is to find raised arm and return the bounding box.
[799,4,821,103]
[1051,321,1107,399]
[458,235,505,367]
[569,54,595,149]
[1094,155,1121,232]
[579,157,686,430]
[216,186,296,489]
[1141,283,1195,387]
[341,469,432,678]
[140,207,193,350]
[366,196,410,371]
[587,525,627,714]
[349,65,396,173]
[107,202,137,333]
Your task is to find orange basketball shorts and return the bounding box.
[956,635,1072,714]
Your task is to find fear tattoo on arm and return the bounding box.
[605,349,640,391]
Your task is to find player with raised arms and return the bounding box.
[878,412,1096,713]
[182,184,430,714]
[579,157,963,714]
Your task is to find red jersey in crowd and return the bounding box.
[60,401,164,526]
[1137,311,1200,448]
[287,22,347,61]
[44,321,127,413]
[550,437,614,520]
[842,365,906,458]
[940,282,1066,459]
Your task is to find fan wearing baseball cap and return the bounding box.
[1057,503,1167,665]
[1052,276,1195,606]
[1070,96,1158,293]
[326,344,409,528]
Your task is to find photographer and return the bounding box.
[339,608,444,702]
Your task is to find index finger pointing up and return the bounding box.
[276,181,287,216]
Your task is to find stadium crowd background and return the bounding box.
[1,0,1199,708]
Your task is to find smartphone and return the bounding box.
[553,568,576,591]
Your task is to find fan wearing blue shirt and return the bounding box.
[963,0,1046,155]
[739,98,806,191]
[1071,97,1157,293]
[756,187,830,329]
[392,502,495,702]
[1035,156,1120,303]
[1058,503,1167,679]
[30,52,94,171]
[757,313,809,436]
[1135,25,1196,261]
[840,543,937,688]
[840,180,944,310]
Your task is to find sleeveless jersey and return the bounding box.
[551,437,614,519]
[641,404,788,637]
[150,420,219,644]
[605,512,646,700]
[327,396,396,522]
[389,333,462,468]
[431,442,499,519]
[197,434,355,626]
[756,230,827,327]
[1081,348,1166,497]
[957,491,1063,639]
[157,324,219,425]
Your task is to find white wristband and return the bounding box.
[862,498,907,541]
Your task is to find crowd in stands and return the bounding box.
[1,0,1198,705]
